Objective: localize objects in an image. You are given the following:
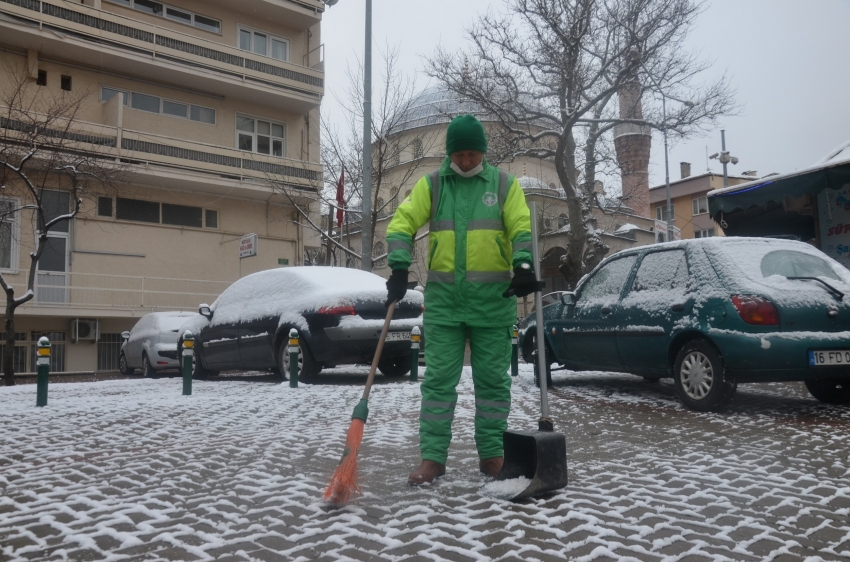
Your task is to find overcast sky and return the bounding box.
[320,0,850,188]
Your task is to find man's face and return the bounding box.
[450,150,485,173]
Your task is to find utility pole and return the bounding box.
[709,130,739,188]
[360,0,373,271]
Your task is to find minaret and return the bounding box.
[613,81,652,217]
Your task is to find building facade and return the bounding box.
[0,0,324,373]
[649,163,755,241]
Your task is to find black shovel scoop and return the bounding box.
[495,201,568,500]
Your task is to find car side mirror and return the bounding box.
[199,304,212,319]
[121,331,130,340]
[561,292,576,306]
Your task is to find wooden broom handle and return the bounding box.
[362,300,396,400]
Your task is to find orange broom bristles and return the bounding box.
[323,418,365,506]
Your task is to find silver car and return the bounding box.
[119,311,200,376]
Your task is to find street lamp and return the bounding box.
[635,55,693,241]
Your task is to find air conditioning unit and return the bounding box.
[70,318,99,342]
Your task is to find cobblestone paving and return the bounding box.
[1,367,849,561]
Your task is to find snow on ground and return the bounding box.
[2,366,850,561]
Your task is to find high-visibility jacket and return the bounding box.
[387,157,533,327]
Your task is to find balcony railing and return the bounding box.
[0,0,324,99]
[29,271,231,312]
[0,112,323,189]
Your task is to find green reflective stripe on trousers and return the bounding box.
[428,270,455,283]
[476,410,510,419]
[430,220,455,232]
[388,239,413,252]
[421,412,454,421]
[468,219,504,231]
[467,270,511,283]
[475,398,510,409]
[422,400,456,409]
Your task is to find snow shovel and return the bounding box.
[495,201,568,500]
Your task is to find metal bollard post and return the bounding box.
[289,328,299,388]
[182,331,193,396]
[410,326,421,382]
[36,337,50,407]
[511,325,519,378]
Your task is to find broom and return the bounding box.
[323,300,397,506]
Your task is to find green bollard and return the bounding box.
[511,325,519,378]
[410,326,421,382]
[36,337,50,407]
[182,331,193,396]
[289,328,299,388]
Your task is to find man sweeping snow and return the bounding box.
[385,114,543,485]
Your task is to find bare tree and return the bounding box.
[0,62,122,385]
[428,0,738,288]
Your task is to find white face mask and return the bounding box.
[450,161,484,178]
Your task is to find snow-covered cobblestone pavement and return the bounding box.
[2,366,849,561]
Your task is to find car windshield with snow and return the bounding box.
[178,267,423,380]
[120,311,200,377]
[519,237,850,411]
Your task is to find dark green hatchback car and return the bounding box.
[520,237,850,411]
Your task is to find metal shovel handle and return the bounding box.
[528,202,551,422]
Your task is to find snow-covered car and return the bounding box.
[177,267,424,380]
[120,311,200,376]
[520,237,850,411]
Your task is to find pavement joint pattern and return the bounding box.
[1,366,849,561]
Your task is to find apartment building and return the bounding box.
[649,163,756,241]
[0,0,325,373]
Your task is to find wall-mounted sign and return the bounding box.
[818,187,850,269]
[654,220,681,243]
[278,258,289,265]
[239,233,258,258]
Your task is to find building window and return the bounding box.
[694,228,715,238]
[413,138,423,159]
[106,0,221,33]
[692,196,708,216]
[236,115,285,157]
[36,70,46,86]
[558,214,568,228]
[98,197,114,218]
[61,75,72,91]
[205,209,218,229]
[0,332,27,373]
[114,197,216,229]
[238,26,289,61]
[391,143,400,167]
[655,204,675,222]
[374,241,386,268]
[105,87,215,124]
[98,333,124,371]
[0,199,19,271]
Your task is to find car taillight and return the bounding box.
[731,295,780,325]
[317,306,356,316]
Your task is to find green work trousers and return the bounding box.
[420,322,512,464]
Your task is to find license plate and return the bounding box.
[809,350,850,366]
[385,331,411,342]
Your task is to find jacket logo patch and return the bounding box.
[482,192,498,207]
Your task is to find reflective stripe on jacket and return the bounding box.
[386,157,532,327]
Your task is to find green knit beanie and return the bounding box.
[446,114,487,155]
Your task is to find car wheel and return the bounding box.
[118,353,135,375]
[528,333,554,388]
[804,378,850,405]
[673,340,736,412]
[378,355,411,377]
[142,353,155,378]
[279,334,320,382]
[191,349,216,379]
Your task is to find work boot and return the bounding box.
[408,460,446,485]
[479,457,504,478]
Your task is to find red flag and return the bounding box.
[336,167,345,229]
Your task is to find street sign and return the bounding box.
[239,233,258,258]
[278,258,289,265]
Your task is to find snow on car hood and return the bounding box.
[182,267,423,332]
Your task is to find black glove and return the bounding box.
[502,265,545,298]
[385,269,409,307]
